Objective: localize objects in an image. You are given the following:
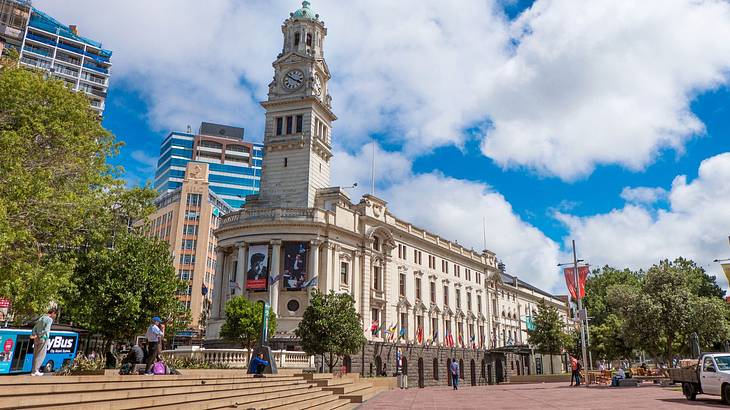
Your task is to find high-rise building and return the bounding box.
[147,162,232,333]
[154,122,263,210]
[0,0,112,115]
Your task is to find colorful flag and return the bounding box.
[268,274,283,285]
[431,330,438,346]
[470,334,476,349]
[563,266,589,299]
[445,330,454,347]
[416,326,424,344]
[458,333,464,348]
[399,327,406,340]
[722,263,730,286]
[303,276,319,288]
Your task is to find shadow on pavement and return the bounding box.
[658,398,726,408]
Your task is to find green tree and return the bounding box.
[0,56,119,321]
[609,258,730,362]
[527,299,571,373]
[62,233,184,345]
[583,266,642,326]
[295,290,366,372]
[221,296,277,356]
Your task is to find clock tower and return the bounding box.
[257,1,336,209]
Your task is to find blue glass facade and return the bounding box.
[154,131,263,209]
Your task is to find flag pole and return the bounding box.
[370,141,376,195]
[572,240,589,373]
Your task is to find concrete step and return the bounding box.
[145,385,325,410]
[7,380,311,410]
[0,373,296,385]
[0,375,305,396]
[323,381,373,394]
[313,377,355,387]
[340,386,383,403]
[297,372,334,381]
[265,390,344,410]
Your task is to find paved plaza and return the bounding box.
[360,382,727,409]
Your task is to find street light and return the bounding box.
[557,241,590,372]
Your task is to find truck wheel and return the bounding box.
[683,383,697,401]
[723,384,730,405]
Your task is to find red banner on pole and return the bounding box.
[563,266,589,299]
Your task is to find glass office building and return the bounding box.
[154,122,263,209]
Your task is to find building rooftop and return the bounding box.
[291,1,318,21]
[29,7,112,57]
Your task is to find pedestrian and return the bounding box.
[249,353,270,378]
[575,359,582,387]
[30,307,57,376]
[569,355,578,386]
[450,358,460,390]
[144,316,164,375]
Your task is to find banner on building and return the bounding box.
[563,265,589,300]
[283,242,309,290]
[246,244,269,291]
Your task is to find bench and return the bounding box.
[618,378,640,387]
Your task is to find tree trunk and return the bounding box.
[550,353,554,374]
[666,335,674,366]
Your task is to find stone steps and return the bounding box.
[0,371,384,409]
[340,385,384,403]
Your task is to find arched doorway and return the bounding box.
[402,357,408,378]
[343,356,352,373]
[481,359,486,381]
[459,359,464,380]
[470,359,476,386]
[418,357,424,388]
[433,358,439,381]
[487,364,493,385]
[375,356,383,376]
[446,358,452,386]
[495,359,504,384]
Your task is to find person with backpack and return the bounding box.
[450,359,460,390]
[30,307,57,376]
[144,316,163,375]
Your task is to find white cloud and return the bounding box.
[620,186,667,205]
[481,0,730,180]
[556,152,730,287]
[332,144,562,290]
[34,0,730,181]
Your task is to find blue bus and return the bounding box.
[0,328,79,374]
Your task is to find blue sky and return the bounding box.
[35,0,730,291]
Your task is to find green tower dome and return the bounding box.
[291,1,318,21]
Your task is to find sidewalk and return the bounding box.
[359,382,726,409]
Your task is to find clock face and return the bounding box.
[282,69,304,90]
[313,74,322,97]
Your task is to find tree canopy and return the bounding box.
[295,290,366,372]
[0,54,119,320]
[62,232,185,342]
[221,296,277,353]
[527,299,572,372]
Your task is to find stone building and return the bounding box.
[207,1,571,384]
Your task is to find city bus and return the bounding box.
[0,328,79,374]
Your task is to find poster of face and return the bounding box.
[246,244,269,291]
[283,242,308,290]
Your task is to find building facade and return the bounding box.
[155,122,263,210]
[0,1,112,115]
[147,162,232,332]
[207,1,572,383]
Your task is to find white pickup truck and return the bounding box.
[668,353,730,404]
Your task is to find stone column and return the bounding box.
[351,251,360,307]
[332,244,341,292]
[213,248,227,319]
[270,240,282,316]
[308,239,321,301]
[236,243,246,296]
[361,250,371,336]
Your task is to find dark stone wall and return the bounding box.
[347,342,517,388]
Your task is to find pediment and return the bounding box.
[429,303,442,315]
[442,306,454,317]
[274,51,311,67]
[397,296,412,310]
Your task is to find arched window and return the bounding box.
[294,32,300,46]
[306,33,312,46]
[459,359,464,379]
[373,236,380,251]
[433,358,439,380]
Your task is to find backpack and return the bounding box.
[153,361,167,375]
[576,362,582,371]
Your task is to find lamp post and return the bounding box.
[558,240,589,374]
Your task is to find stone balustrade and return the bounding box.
[162,347,315,369]
[219,207,324,228]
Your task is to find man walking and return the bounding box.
[450,359,460,390]
[144,316,163,374]
[30,307,57,376]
